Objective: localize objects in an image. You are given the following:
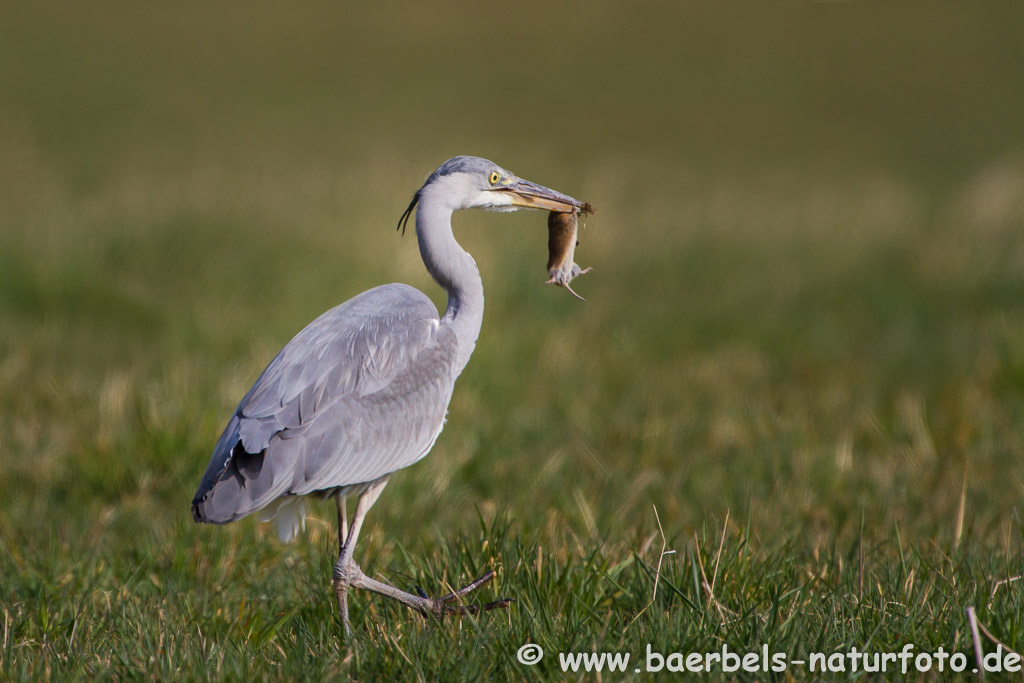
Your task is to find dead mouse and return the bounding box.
[546,203,593,301]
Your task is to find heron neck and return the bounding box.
[415,198,484,376]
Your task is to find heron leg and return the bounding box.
[337,495,348,551]
[333,495,351,635]
[333,477,388,638]
[331,475,512,635]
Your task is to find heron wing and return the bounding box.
[191,283,458,524]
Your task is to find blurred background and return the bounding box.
[2,0,1023,573]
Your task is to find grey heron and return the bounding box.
[191,156,585,635]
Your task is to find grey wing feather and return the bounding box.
[191,283,458,524]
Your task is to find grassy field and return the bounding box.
[2,1,1024,679]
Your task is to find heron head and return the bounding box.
[397,156,584,234]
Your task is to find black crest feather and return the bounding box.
[396,190,420,236]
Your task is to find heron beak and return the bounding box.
[498,178,583,213]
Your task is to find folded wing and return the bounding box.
[191,283,458,525]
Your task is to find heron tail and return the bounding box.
[190,414,296,526]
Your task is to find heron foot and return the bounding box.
[416,570,514,617]
[344,563,513,621]
[332,575,352,638]
[333,555,363,638]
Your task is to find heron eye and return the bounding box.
[489,171,500,185]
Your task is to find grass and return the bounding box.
[2,1,1024,680]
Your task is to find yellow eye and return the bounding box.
[489,171,500,185]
